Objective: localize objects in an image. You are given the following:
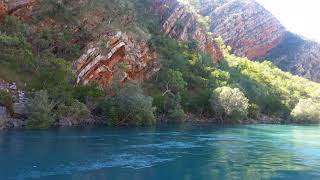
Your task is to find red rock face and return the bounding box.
[0,0,34,21]
[151,0,285,60]
[201,0,286,59]
[0,2,8,20]
[150,0,223,62]
[75,32,159,86]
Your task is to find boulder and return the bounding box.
[12,102,27,117]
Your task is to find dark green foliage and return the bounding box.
[158,69,187,94]
[148,35,230,118]
[163,94,186,123]
[27,90,55,129]
[32,56,75,105]
[97,82,156,127]
[35,0,80,24]
[31,29,81,60]
[56,100,91,123]
[184,90,212,115]
[167,105,186,123]
[74,84,105,103]
[0,16,28,36]
[248,104,260,119]
[0,90,13,115]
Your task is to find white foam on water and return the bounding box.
[15,153,175,179]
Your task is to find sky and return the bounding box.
[256,0,320,42]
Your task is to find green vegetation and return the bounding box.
[1,0,320,129]
[27,90,55,129]
[145,27,320,123]
[0,90,13,115]
[210,87,249,122]
[291,98,320,123]
[56,100,91,124]
[96,82,156,126]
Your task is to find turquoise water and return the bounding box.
[1,125,320,180]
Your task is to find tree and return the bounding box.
[160,69,187,95]
[210,87,249,122]
[56,100,91,124]
[26,90,55,129]
[97,82,156,126]
[291,98,320,123]
[248,103,260,119]
[0,90,13,115]
[164,94,186,123]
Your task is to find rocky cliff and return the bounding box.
[150,0,223,62]
[199,0,285,59]
[151,0,285,59]
[151,0,320,82]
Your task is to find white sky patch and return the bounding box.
[256,0,320,42]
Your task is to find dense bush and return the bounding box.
[0,90,13,115]
[26,90,55,129]
[97,82,156,126]
[163,94,186,123]
[248,104,260,119]
[167,105,186,123]
[56,100,91,123]
[73,84,105,104]
[291,99,320,123]
[210,87,249,121]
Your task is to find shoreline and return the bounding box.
[0,114,285,131]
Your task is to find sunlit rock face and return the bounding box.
[75,32,159,86]
[150,0,223,62]
[198,0,285,59]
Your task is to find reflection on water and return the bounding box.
[1,124,320,180]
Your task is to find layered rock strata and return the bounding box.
[75,31,159,86]
[150,0,223,62]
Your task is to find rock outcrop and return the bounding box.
[75,31,159,86]
[199,0,286,59]
[0,0,34,20]
[151,0,223,62]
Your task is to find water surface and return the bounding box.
[1,124,320,180]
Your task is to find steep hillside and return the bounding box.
[1,0,320,129]
[259,32,320,82]
[3,0,320,82]
[151,0,320,82]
